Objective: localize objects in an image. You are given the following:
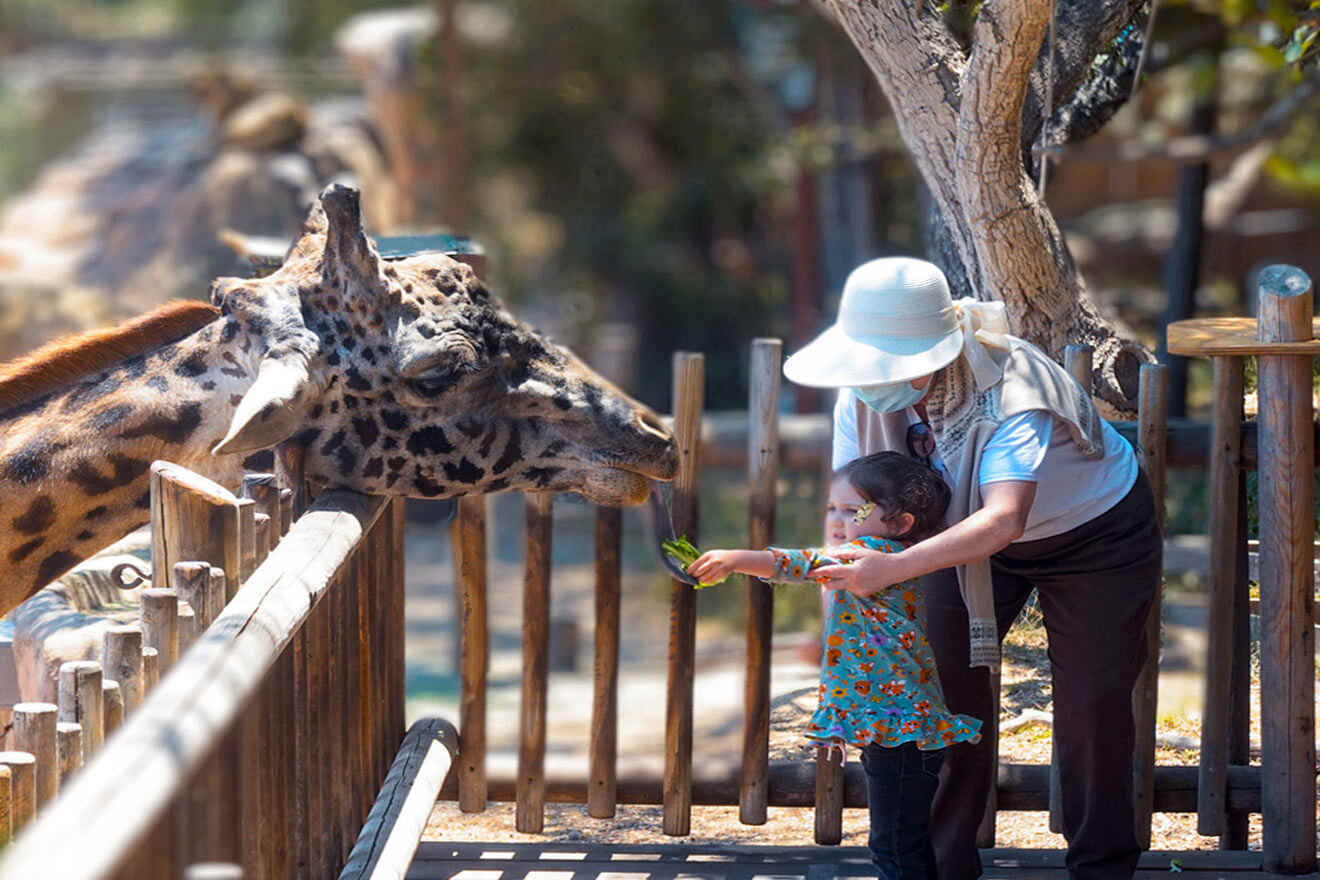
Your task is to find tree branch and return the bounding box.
[1038,66,1320,163]
[956,0,1150,412]
[1019,0,1146,163]
[957,0,1073,333]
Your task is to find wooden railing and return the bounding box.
[440,339,1296,859]
[0,462,406,879]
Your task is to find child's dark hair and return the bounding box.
[836,451,950,542]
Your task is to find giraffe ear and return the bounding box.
[212,356,320,456]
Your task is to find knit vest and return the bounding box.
[854,337,1106,668]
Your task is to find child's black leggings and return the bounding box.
[860,741,944,880]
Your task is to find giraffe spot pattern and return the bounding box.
[414,469,445,496]
[406,426,453,456]
[9,538,44,564]
[352,417,380,449]
[5,441,57,485]
[12,496,56,534]
[91,404,133,431]
[70,455,151,494]
[34,550,80,590]
[120,402,204,445]
[442,458,483,484]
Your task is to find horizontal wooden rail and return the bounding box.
[339,718,459,880]
[440,760,1265,814]
[691,412,1301,472]
[0,491,389,880]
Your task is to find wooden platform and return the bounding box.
[408,842,1319,879]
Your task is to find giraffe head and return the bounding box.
[208,183,676,505]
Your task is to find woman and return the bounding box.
[783,257,1160,880]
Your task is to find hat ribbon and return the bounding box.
[952,298,1012,389]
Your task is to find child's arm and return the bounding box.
[687,549,776,583]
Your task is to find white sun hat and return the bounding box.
[783,256,1011,389]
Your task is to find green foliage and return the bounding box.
[421,0,844,409]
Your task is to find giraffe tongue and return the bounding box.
[647,481,700,586]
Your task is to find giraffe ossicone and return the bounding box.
[0,183,677,609]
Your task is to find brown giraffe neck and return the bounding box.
[0,317,255,607]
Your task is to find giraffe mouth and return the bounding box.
[563,466,655,506]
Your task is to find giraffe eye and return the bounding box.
[408,376,451,397]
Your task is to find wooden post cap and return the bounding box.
[1169,265,1315,356]
[1258,265,1315,343]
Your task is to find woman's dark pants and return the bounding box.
[922,472,1162,880]
[861,741,944,880]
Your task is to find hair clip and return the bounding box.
[852,502,876,525]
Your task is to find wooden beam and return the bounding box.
[440,759,1267,813]
[0,491,389,880]
[339,718,458,880]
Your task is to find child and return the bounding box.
[686,451,981,880]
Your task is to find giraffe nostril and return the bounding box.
[636,408,670,441]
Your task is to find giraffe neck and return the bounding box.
[0,317,255,607]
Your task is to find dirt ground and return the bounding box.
[402,501,1282,853]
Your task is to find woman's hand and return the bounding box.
[687,549,774,583]
[811,547,908,597]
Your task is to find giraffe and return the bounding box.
[0,183,676,615]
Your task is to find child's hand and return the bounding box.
[686,549,743,585]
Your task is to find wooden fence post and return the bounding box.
[12,704,57,807]
[516,492,553,833]
[1054,344,1095,834]
[1223,463,1252,850]
[663,352,703,836]
[142,647,159,692]
[0,753,35,833]
[207,567,227,630]
[1198,355,1244,839]
[242,474,282,556]
[174,563,210,631]
[1254,265,1317,873]
[177,603,200,652]
[57,661,102,761]
[455,494,488,813]
[742,338,779,828]
[1133,363,1167,848]
[102,681,124,737]
[588,504,621,819]
[55,723,81,789]
[237,498,257,591]
[104,626,144,713]
[140,588,180,673]
[0,765,11,845]
[150,462,243,596]
[254,514,273,566]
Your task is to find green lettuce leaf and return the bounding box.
[662,535,726,587]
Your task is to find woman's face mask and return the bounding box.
[853,378,929,414]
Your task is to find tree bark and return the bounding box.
[822,0,1152,414]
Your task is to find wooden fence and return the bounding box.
[0,460,407,879]
[0,274,1310,875]
[441,324,1312,869]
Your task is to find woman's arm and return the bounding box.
[810,480,1037,595]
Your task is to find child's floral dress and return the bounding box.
[766,536,981,752]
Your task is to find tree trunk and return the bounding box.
[822,0,1152,415]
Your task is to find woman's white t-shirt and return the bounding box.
[832,389,1138,543]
